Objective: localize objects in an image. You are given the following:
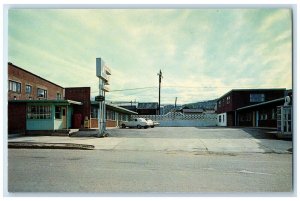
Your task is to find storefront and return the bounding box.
[8,100,82,134]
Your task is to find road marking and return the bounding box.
[238,170,272,175]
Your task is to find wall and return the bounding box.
[65,87,91,126]
[8,102,26,134]
[27,119,54,130]
[8,63,64,101]
[217,89,286,114]
[106,120,117,127]
[158,120,217,127]
[26,104,55,130]
[132,113,218,127]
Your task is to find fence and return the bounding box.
[131,112,218,127]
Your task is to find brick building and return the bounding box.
[7,62,136,135]
[8,62,64,101]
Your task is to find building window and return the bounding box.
[223,114,225,122]
[9,80,21,93]
[56,92,62,100]
[219,116,221,123]
[272,109,276,120]
[260,112,268,120]
[27,105,51,119]
[106,110,116,120]
[37,88,48,99]
[226,96,231,104]
[91,107,98,118]
[55,106,62,119]
[250,94,265,103]
[26,85,32,94]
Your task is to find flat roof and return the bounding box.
[9,99,83,105]
[218,88,286,100]
[236,97,285,111]
[91,101,138,115]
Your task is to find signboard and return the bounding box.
[95,95,105,102]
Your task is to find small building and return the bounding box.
[91,102,138,128]
[137,102,159,115]
[216,88,287,127]
[8,62,72,134]
[8,99,82,135]
[7,62,136,135]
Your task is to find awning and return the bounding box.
[9,99,83,105]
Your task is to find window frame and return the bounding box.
[37,88,48,99]
[27,105,51,119]
[26,84,32,94]
[9,80,22,93]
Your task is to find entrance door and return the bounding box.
[62,107,67,129]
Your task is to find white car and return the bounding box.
[120,118,149,129]
[145,118,155,128]
[153,121,160,127]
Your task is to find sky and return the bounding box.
[7,8,292,105]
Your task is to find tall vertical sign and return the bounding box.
[96,58,111,137]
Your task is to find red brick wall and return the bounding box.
[8,102,26,134]
[106,120,117,127]
[90,119,118,128]
[65,87,91,126]
[8,63,64,100]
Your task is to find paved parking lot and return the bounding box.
[105,127,292,154]
[9,127,293,154]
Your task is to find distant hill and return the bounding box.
[162,99,217,114]
[182,99,217,110]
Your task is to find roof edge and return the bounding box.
[8,62,64,89]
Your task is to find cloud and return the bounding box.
[8,8,292,104]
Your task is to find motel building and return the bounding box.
[8,62,136,136]
[216,88,293,137]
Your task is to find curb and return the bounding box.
[8,142,94,150]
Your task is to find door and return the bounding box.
[255,111,259,127]
[252,111,256,127]
[62,107,67,129]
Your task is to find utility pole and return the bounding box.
[157,70,163,115]
[175,97,177,110]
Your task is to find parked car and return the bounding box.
[120,118,149,129]
[153,121,160,127]
[145,118,155,128]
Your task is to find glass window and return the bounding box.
[56,93,62,100]
[226,96,231,104]
[55,106,62,119]
[37,88,48,99]
[27,105,51,119]
[26,85,32,94]
[9,80,21,93]
[250,94,265,103]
